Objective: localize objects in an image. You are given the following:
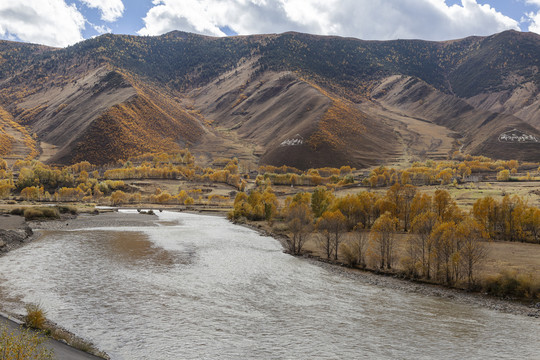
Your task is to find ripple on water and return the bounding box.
[0,211,537,360]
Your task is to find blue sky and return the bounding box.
[2,0,540,47]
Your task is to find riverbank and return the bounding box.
[240,219,540,319]
[0,213,113,359]
[0,214,33,254]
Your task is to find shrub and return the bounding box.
[10,207,24,216]
[57,205,78,215]
[340,243,357,267]
[23,207,60,221]
[25,303,47,330]
[0,324,53,359]
[483,270,540,300]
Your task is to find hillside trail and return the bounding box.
[0,107,35,166]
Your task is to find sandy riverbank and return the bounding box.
[0,214,33,253]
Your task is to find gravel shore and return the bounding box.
[28,211,159,231]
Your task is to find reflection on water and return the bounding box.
[0,211,537,360]
[105,231,179,267]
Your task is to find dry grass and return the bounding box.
[480,241,540,278]
[24,303,47,330]
[22,207,60,221]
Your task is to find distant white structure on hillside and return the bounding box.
[280,134,304,146]
[498,129,538,143]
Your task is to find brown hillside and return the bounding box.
[56,79,206,165]
[371,75,540,162]
[189,64,399,169]
[0,62,206,165]
[1,31,540,168]
[466,84,540,131]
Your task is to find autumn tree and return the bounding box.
[20,186,44,201]
[286,202,313,255]
[500,195,525,241]
[430,221,462,284]
[311,186,334,218]
[385,183,417,231]
[457,219,488,287]
[523,207,540,243]
[230,187,279,221]
[332,194,362,230]
[261,187,279,221]
[433,189,461,222]
[409,211,438,278]
[0,179,13,199]
[357,191,380,229]
[370,212,399,269]
[496,169,510,181]
[410,192,433,221]
[472,196,500,238]
[350,223,369,267]
[316,210,347,260]
[110,190,128,205]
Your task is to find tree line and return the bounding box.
[230,183,540,289]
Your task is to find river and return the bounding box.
[0,210,538,359]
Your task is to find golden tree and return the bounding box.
[316,210,347,260]
[370,212,399,269]
[457,219,488,287]
[286,202,314,255]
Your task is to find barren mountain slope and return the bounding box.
[0,52,207,165]
[371,76,540,162]
[189,62,400,169]
[466,85,540,131]
[0,30,539,168]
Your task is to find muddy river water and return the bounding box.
[0,210,538,359]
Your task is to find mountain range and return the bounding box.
[0,29,539,168]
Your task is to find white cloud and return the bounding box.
[524,0,540,34]
[0,0,85,47]
[93,23,112,34]
[80,0,124,22]
[138,0,519,41]
[527,11,540,33]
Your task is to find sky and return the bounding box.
[1,0,540,47]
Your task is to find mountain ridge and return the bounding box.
[0,30,538,168]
